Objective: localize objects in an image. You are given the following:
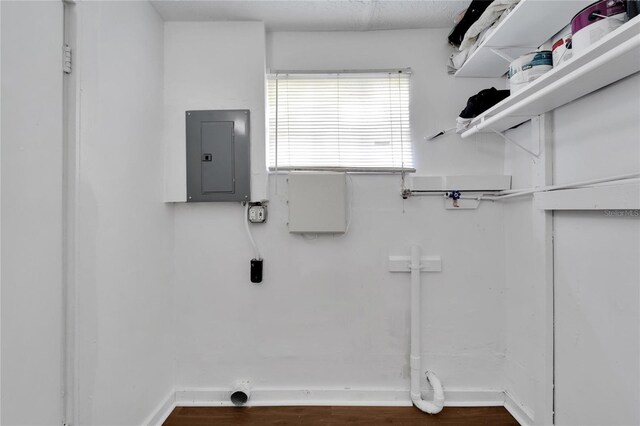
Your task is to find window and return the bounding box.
[267,70,413,172]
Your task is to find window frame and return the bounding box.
[266,69,415,174]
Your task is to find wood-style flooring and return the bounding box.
[163,406,519,425]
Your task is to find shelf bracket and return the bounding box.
[489,48,517,64]
[488,45,538,64]
[488,126,541,159]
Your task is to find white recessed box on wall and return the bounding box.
[288,172,347,233]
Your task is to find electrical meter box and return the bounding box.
[186,110,250,202]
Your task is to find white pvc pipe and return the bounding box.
[404,174,640,202]
[230,380,251,406]
[243,203,261,260]
[410,245,444,414]
[483,173,640,200]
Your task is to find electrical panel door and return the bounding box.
[186,110,250,202]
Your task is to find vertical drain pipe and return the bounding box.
[410,245,445,414]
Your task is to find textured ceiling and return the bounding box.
[151,0,471,31]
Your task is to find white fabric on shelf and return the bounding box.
[447,26,493,74]
[456,116,472,133]
[459,0,520,51]
[448,47,472,73]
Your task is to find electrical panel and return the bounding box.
[186,110,250,202]
[288,172,347,234]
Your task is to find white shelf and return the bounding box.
[454,0,592,78]
[461,16,640,138]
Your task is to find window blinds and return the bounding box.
[267,71,413,171]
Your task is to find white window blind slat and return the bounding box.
[267,72,413,171]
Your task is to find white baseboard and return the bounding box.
[146,387,507,425]
[504,391,534,426]
[176,387,411,407]
[429,389,505,407]
[142,390,176,426]
[176,387,505,408]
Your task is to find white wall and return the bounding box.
[73,2,174,424]
[552,74,640,426]
[503,73,640,425]
[502,119,551,424]
[502,122,534,413]
[167,26,509,398]
[554,211,639,426]
[164,22,268,201]
[1,2,65,424]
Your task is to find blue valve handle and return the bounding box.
[449,191,462,201]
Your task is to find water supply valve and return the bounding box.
[448,191,462,208]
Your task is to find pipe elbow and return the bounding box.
[411,371,444,415]
[427,371,444,405]
[411,394,443,415]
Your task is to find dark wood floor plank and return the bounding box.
[329,406,516,426]
[163,406,519,426]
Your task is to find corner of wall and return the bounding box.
[142,389,177,426]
